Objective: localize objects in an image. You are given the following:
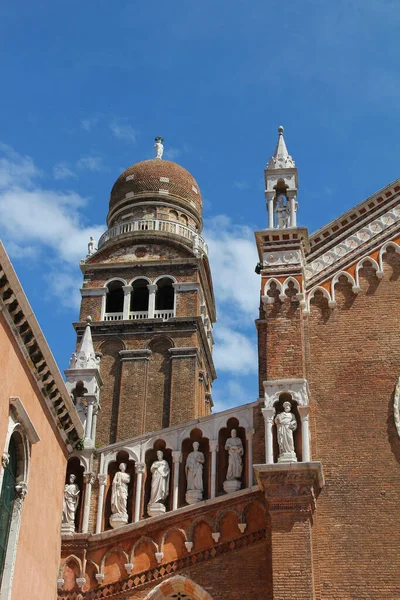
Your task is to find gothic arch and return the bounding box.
[144,575,213,600]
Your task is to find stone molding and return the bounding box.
[119,349,152,361]
[263,378,309,408]
[172,282,200,292]
[394,377,400,437]
[254,462,324,516]
[80,287,108,297]
[9,397,40,444]
[169,347,201,361]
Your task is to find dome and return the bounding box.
[109,159,202,220]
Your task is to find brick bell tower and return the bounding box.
[72,137,216,447]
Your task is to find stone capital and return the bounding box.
[135,462,146,474]
[122,285,133,294]
[297,405,311,420]
[83,471,96,485]
[245,427,255,440]
[262,407,276,425]
[209,440,218,452]
[98,474,107,486]
[172,451,182,463]
[147,284,158,293]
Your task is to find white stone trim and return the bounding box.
[263,378,309,408]
[80,288,108,297]
[394,377,400,437]
[8,397,40,445]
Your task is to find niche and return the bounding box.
[65,457,84,532]
[180,428,210,506]
[217,417,246,495]
[143,439,172,516]
[272,393,302,463]
[104,450,135,530]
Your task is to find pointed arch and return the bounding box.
[263,278,283,303]
[282,276,301,300]
[355,255,383,287]
[330,271,358,303]
[59,554,83,579]
[379,240,400,271]
[307,285,334,311]
[144,575,214,599]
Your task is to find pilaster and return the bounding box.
[169,347,201,424]
[117,349,151,440]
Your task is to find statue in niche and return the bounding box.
[110,463,131,528]
[276,194,290,229]
[275,401,298,463]
[223,429,244,494]
[61,474,80,533]
[148,451,170,517]
[185,441,205,505]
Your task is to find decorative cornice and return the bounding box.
[0,242,83,448]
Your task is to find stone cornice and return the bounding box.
[0,242,84,449]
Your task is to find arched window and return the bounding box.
[0,436,17,585]
[130,279,149,318]
[105,281,124,320]
[155,278,175,319]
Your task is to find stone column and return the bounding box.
[82,472,95,533]
[171,451,182,510]
[262,407,276,464]
[84,395,96,448]
[209,440,218,499]
[289,194,297,227]
[298,405,311,462]
[122,285,132,320]
[147,283,157,318]
[100,287,108,321]
[134,462,145,523]
[117,349,151,440]
[267,194,274,229]
[96,474,107,534]
[245,428,255,487]
[254,463,324,600]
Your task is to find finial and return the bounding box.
[278,125,284,135]
[154,136,164,160]
[86,315,92,325]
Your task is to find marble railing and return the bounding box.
[98,218,208,255]
[104,309,175,322]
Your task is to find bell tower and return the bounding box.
[74,139,216,447]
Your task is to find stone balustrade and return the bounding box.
[97,218,208,255]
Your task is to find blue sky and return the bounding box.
[1,0,399,412]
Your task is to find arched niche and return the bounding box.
[217,417,246,495]
[180,428,210,506]
[162,528,186,562]
[143,439,172,516]
[65,457,84,532]
[272,392,302,463]
[104,450,135,530]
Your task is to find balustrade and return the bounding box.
[97,218,208,255]
[92,403,255,533]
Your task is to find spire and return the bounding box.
[69,316,99,370]
[267,126,295,170]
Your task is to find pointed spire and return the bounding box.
[69,316,99,370]
[267,126,295,170]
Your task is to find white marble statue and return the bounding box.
[62,474,80,533]
[185,442,204,504]
[110,463,131,528]
[275,401,297,463]
[148,451,170,516]
[225,429,244,480]
[87,236,96,255]
[276,195,290,229]
[154,136,164,159]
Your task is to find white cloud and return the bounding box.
[164,147,181,160]
[212,379,254,413]
[76,156,104,172]
[81,116,100,132]
[213,325,257,375]
[110,119,138,143]
[204,215,259,320]
[53,156,104,180]
[0,144,104,310]
[53,161,76,180]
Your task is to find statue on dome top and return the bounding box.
[154,136,164,159]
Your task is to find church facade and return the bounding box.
[5,128,400,599]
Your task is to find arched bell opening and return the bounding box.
[130,278,150,315]
[272,393,302,463]
[104,451,135,530]
[180,428,210,507]
[144,440,172,516]
[65,457,85,532]
[217,417,246,495]
[105,280,124,318]
[155,277,175,316]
